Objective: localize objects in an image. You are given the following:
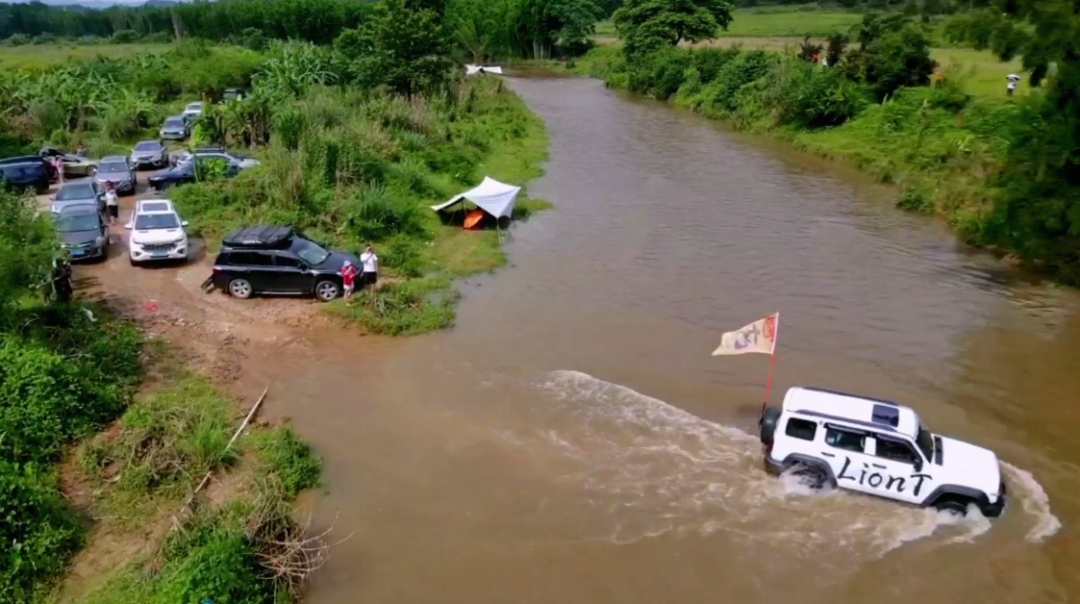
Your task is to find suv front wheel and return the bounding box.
[314,279,340,302]
[228,278,253,299]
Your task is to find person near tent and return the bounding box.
[341,260,359,303]
[360,245,378,288]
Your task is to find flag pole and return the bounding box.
[761,352,776,416]
[760,312,779,417]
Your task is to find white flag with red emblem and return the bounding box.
[711,313,779,356]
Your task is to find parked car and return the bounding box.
[38,146,98,178]
[36,148,97,178]
[95,156,137,195]
[130,140,169,170]
[208,226,358,302]
[173,147,260,170]
[182,102,203,122]
[0,155,58,182]
[760,387,1006,518]
[54,203,109,261]
[159,115,191,141]
[149,155,240,192]
[50,181,104,214]
[222,87,247,102]
[0,161,51,193]
[125,199,189,265]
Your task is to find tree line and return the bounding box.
[0,0,371,45]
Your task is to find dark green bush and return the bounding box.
[860,24,936,100]
[0,461,81,604]
[626,48,691,100]
[777,65,872,129]
[110,29,140,44]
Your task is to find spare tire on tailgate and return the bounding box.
[759,407,782,445]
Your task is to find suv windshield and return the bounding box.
[186,103,202,111]
[292,238,330,265]
[134,213,179,230]
[915,426,934,461]
[164,119,185,128]
[56,184,95,200]
[135,142,161,152]
[99,161,127,173]
[57,212,100,232]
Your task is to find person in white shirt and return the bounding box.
[359,244,378,288]
[104,181,119,227]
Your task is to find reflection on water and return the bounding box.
[270,74,1080,604]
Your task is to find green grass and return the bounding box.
[0,43,172,69]
[930,47,1030,99]
[717,8,863,38]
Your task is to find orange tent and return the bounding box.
[464,209,485,230]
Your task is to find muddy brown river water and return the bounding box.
[213,75,1080,602]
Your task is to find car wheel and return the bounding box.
[314,279,341,302]
[228,278,253,299]
[932,497,972,516]
[786,461,835,491]
[129,256,139,267]
[87,166,97,176]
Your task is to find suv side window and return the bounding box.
[274,254,303,269]
[825,427,866,453]
[228,251,272,266]
[874,437,919,465]
[784,418,817,441]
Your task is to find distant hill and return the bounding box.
[3,0,182,7]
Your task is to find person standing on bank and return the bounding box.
[104,181,119,228]
[360,244,378,289]
[341,260,359,304]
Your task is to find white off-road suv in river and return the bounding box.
[760,387,1006,517]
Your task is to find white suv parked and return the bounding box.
[760,387,1006,517]
[125,199,190,265]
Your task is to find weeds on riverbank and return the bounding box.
[69,376,325,604]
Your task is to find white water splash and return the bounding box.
[1001,461,1062,542]
[532,370,988,558]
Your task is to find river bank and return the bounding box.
[556,44,1071,282]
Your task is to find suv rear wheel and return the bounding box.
[228,278,253,299]
[932,495,973,516]
[760,407,782,445]
[314,279,340,302]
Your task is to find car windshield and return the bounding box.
[55,184,95,201]
[915,425,934,461]
[139,202,171,212]
[293,238,330,265]
[134,142,161,152]
[186,103,202,111]
[164,118,185,128]
[134,213,179,230]
[99,161,127,174]
[56,212,100,232]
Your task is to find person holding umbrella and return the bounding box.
[1006,74,1021,97]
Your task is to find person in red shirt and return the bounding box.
[341,260,359,303]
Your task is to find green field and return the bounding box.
[0,43,172,69]
[717,8,862,37]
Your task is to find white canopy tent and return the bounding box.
[430,177,522,219]
[466,64,504,76]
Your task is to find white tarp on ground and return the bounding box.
[430,176,522,218]
[466,64,504,76]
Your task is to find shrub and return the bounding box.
[626,48,691,100]
[0,461,81,604]
[860,24,936,99]
[5,34,29,46]
[110,29,141,44]
[252,427,322,499]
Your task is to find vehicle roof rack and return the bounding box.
[222,226,295,248]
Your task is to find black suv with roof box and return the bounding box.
[207,226,360,302]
